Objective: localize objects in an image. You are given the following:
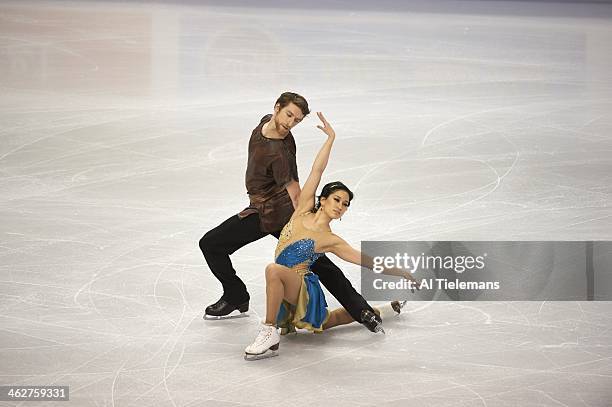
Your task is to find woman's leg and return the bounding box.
[322,308,355,329]
[322,302,401,330]
[264,263,302,325]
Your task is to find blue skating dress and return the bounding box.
[274,212,330,334]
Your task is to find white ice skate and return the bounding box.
[244,323,280,361]
[391,300,407,315]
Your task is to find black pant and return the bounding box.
[199,213,375,321]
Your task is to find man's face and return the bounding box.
[273,102,304,136]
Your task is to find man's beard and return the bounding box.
[274,116,289,135]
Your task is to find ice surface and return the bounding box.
[1,1,611,405]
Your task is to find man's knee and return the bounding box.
[199,230,218,254]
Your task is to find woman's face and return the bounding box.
[320,190,350,220]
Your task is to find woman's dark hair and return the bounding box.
[275,92,310,116]
[312,181,354,213]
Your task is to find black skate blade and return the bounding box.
[244,349,279,361]
[376,326,386,335]
[203,309,249,320]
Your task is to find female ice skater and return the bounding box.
[244,112,418,360]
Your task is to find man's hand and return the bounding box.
[316,112,335,139]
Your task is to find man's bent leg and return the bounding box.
[311,255,382,332]
[199,214,268,307]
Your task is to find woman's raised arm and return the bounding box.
[295,112,336,214]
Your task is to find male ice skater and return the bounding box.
[199,92,383,332]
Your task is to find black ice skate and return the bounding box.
[361,309,385,334]
[204,298,249,320]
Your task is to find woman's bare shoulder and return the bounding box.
[317,231,346,252]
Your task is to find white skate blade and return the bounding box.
[244,349,279,361]
[203,309,248,320]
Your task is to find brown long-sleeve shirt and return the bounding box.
[238,114,299,233]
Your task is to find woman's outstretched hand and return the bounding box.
[401,271,421,294]
[384,267,421,293]
[316,112,335,139]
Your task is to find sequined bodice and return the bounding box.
[274,214,324,274]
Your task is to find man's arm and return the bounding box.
[286,180,301,210]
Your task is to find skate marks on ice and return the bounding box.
[1,0,612,405]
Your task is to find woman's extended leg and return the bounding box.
[322,301,401,330]
[322,308,355,329]
[264,263,302,325]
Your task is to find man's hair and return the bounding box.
[275,92,310,116]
